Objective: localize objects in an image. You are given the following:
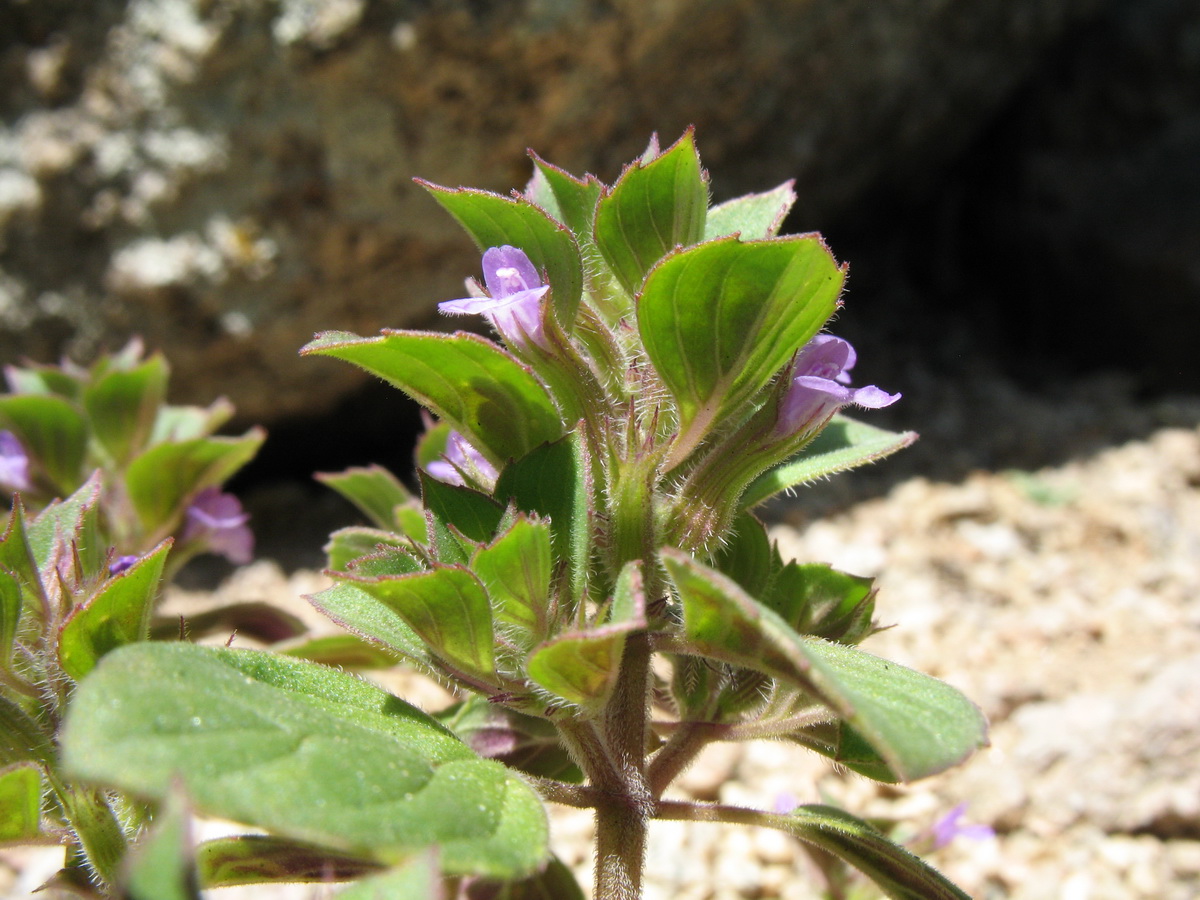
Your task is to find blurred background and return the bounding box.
[1,0,1196,554]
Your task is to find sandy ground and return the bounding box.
[4,369,1199,899]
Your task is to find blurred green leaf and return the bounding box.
[149,399,235,444]
[62,644,549,878]
[317,466,413,531]
[786,804,971,900]
[0,393,88,495]
[742,416,917,509]
[663,550,988,781]
[463,853,587,900]
[0,694,54,768]
[594,130,707,295]
[197,834,380,887]
[59,538,171,681]
[83,355,167,467]
[421,183,583,329]
[303,331,563,469]
[0,762,43,842]
[638,236,842,460]
[125,431,264,535]
[704,181,797,241]
[122,785,200,900]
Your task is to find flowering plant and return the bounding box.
[60,133,987,898]
[0,342,265,893]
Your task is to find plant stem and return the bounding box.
[592,631,654,900]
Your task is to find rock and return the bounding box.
[951,0,1200,387]
[0,0,1110,425]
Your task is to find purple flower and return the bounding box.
[438,246,551,349]
[426,430,498,487]
[774,335,900,437]
[109,554,141,576]
[0,430,31,492]
[931,803,995,850]
[182,487,254,565]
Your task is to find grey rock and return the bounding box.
[0,0,1110,425]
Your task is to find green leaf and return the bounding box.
[763,563,877,645]
[594,130,708,295]
[704,181,796,241]
[0,694,54,768]
[470,515,553,637]
[637,236,843,461]
[785,805,971,900]
[526,620,641,710]
[61,644,549,878]
[306,581,430,666]
[339,565,496,683]
[83,355,168,467]
[316,466,413,531]
[122,786,201,900]
[57,785,129,888]
[419,473,505,545]
[125,431,265,534]
[197,834,380,887]
[0,570,21,668]
[302,331,563,469]
[663,550,988,781]
[0,393,88,495]
[59,539,172,681]
[420,182,584,329]
[710,512,775,598]
[278,633,403,670]
[742,416,918,509]
[325,526,417,572]
[0,762,43,842]
[0,500,38,606]
[789,720,903,783]
[25,472,103,572]
[439,697,582,783]
[493,432,591,603]
[529,154,604,243]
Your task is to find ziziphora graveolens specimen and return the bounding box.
[60,132,988,900]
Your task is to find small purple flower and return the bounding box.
[931,803,995,850]
[438,246,551,349]
[182,487,254,565]
[108,554,141,576]
[426,430,499,488]
[774,335,900,437]
[0,430,31,492]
